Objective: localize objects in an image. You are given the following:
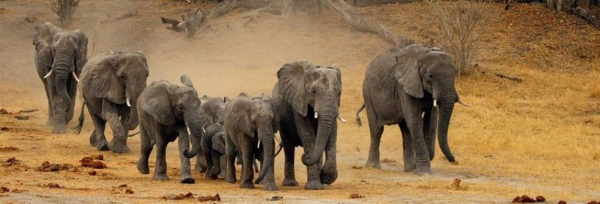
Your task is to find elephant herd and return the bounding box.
[32,22,465,191]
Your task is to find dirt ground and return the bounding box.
[1,0,599,203]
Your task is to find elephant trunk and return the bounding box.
[302,101,337,166]
[53,57,72,122]
[183,114,203,158]
[437,95,456,162]
[125,81,145,130]
[254,128,274,184]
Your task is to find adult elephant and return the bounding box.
[272,61,343,190]
[136,76,203,183]
[356,44,467,175]
[33,22,88,134]
[75,50,149,153]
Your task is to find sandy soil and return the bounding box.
[1,0,599,203]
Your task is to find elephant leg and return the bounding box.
[65,77,77,123]
[153,140,169,180]
[225,135,237,184]
[103,101,129,153]
[282,144,299,186]
[89,113,108,151]
[239,136,255,189]
[178,131,195,184]
[424,108,437,161]
[195,153,207,173]
[218,155,226,178]
[405,113,431,175]
[365,119,384,168]
[37,65,53,126]
[137,125,153,174]
[209,152,221,179]
[399,122,416,172]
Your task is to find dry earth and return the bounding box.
[0,0,599,203]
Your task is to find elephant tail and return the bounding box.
[128,132,140,137]
[355,104,365,127]
[274,142,283,157]
[72,101,86,134]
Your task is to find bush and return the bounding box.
[48,0,80,25]
[427,0,496,76]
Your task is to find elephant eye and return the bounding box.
[178,104,184,110]
[427,74,433,79]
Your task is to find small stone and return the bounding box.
[88,170,97,176]
[587,201,599,204]
[349,193,365,199]
[118,184,128,188]
[1,186,9,193]
[558,201,567,204]
[125,189,134,194]
[536,196,546,202]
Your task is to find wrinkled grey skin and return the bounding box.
[136,76,203,184]
[201,122,227,179]
[33,22,88,134]
[195,96,229,173]
[357,44,461,174]
[224,93,278,191]
[272,61,342,190]
[76,50,149,153]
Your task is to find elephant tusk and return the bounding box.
[337,115,347,123]
[433,99,438,107]
[314,112,319,119]
[187,126,192,136]
[202,126,206,133]
[43,69,53,78]
[458,100,471,107]
[126,98,131,107]
[71,71,80,82]
[257,141,261,149]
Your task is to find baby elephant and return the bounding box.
[201,122,227,179]
[224,93,278,191]
[136,75,204,184]
[195,95,229,173]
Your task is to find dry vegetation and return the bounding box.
[0,0,599,203]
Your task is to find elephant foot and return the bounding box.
[225,176,236,184]
[153,173,169,180]
[414,160,432,175]
[46,118,54,126]
[109,140,130,153]
[89,133,97,147]
[263,182,277,191]
[180,177,195,184]
[304,180,324,190]
[365,159,381,169]
[52,124,67,134]
[282,178,299,186]
[403,163,417,172]
[137,160,150,174]
[96,142,110,151]
[240,181,255,189]
[320,169,338,185]
[218,172,225,179]
[194,161,207,173]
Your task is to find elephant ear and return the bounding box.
[326,64,342,107]
[180,75,194,88]
[141,82,176,126]
[394,44,426,98]
[33,22,60,68]
[212,133,226,154]
[74,30,88,74]
[89,53,125,103]
[276,61,313,117]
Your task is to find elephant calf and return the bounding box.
[195,95,229,174]
[136,75,204,184]
[224,93,278,191]
[201,123,227,179]
[76,50,149,153]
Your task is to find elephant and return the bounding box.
[272,61,343,190]
[201,122,227,179]
[224,93,278,191]
[74,50,149,153]
[136,75,204,184]
[195,95,229,173]
[355,44,467,175]
[33,22,88,134]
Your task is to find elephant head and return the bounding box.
[88,50,149,130]
[276,61,341,183]
[34,22,88,133]
[393,44,460,162]
[248,93,278,184]
[140,75,203,158]
[200,96,229,129]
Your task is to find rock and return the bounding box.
[1,186,9,193]
[349,193,365,199]
[558,201,567,204]
[536,196,546,202]
[198,193,221,202]
[88,170,97,176]
[125,189,134,194]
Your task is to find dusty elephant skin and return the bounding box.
[357,44,464,174]
[194,95,229,174]
[201,123,226,180]
[33,22,88,134]
[272,61,342,190]
[136,75,204,184]
[75,50,149,153]
[224,93,278,191]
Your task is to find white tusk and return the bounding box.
[337,115,347,123]
[71,71,80,82]
[43,69,53,78]
[458,101,471,107]
[126,98,131,107]
[314,112,318,119]
[202,126,206,133]
[433,99,438,107]
[257,141,261,149]
[187,127,192,136]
